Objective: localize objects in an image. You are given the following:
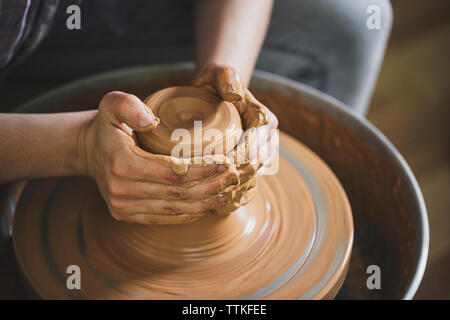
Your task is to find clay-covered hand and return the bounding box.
[193,64,278,175]
[193,64,279,210]
[79,91,239,224]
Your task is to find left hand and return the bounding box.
[193,64,279,176]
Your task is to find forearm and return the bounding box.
[195,0,273,86]
[0,111,96,182]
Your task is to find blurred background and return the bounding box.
[367,0,449,299]
[0,0,448,299]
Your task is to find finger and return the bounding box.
[119,147,228,184]
[243,90,270,128]
[111,170,238,200]
[266,107,279,130]
[216,66,245,102]
[234,125,274,172]
[256,126,279,175]
[109,196,228,216]
[193,64,245,102]
[182,169,238,199]
[180,164,228,183]
[233,89,270,128]
[99,91,159,132]
[258,145,279,176]
[128,212,205,225]
[192,63,216,86]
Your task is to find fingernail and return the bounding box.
[215,194,228,203]
[139,116,155,128]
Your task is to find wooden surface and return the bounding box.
[366,0,450,299]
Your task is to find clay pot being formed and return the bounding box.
[10,66,364,300]
[138,86,243,158]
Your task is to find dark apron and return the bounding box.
[10,0,195,81]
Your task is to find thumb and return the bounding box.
[216,66,245,102]
[99,91,159,132]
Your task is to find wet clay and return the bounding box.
[12,81,354,299]
[133,86,267,223]
[13,132,353,299]
[4,72,417,299]
[138,87,243,157]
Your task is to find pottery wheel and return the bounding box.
[13,132,353,299]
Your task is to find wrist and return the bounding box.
[72,110,97,177]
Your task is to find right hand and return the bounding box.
[79,91,239,224]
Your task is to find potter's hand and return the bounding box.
[193,64,279,174]
[192,64,279,212]
[81,91,237,224]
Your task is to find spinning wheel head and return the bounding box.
[13,133,353,299]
